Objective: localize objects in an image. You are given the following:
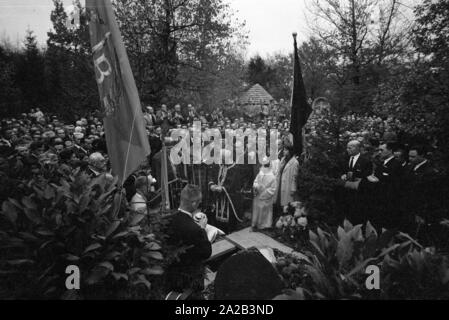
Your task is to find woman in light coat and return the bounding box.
[252,158,277,230]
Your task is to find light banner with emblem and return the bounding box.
[86,0,150,184]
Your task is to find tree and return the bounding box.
[14,30,46,111]
[246,55,274,89]
[45,0,98,120]
[371,0,449,167]
[114,0,248,108]
[0,45,22,117]
[307,0,413,113]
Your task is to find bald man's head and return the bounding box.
[347,140,361,157]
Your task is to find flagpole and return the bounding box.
[290,31,312,158]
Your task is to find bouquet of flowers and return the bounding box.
[274,202,309,247]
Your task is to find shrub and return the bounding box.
[275,220,449,300]
[0,168,173,300]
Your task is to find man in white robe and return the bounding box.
[252,158,277,230]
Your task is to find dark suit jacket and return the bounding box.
[166,211,211,292]
[408,161,437,180]
[168,211,212,267]
[148,135,162,155]
[346,154,372,180]
[374,157,402,186]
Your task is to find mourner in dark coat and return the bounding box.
[403,145,440,235]
[338,140,373,225]
[166,185,212,297]
[369,142,402,229]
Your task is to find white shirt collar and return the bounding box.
[414,160,428,171]
[350,153,361,166]
[384,156,395,165]
[178,208,192,218]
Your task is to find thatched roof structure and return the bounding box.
[238,84,275,105]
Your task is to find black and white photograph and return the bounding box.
[0,0,448,304]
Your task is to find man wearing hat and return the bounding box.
[208,148,252,233]
[252,156,276,231]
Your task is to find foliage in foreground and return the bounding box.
[0,170,178,300]
[275,220,449,300]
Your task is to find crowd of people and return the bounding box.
[1,104,443,233]
[336,134,443,237]
[1,103,447,299]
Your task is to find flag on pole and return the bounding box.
[290,33,312,157]
[86,0,150,184]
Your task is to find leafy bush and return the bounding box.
[275,220,449,300]
[0,168,174,300]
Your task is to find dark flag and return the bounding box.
[86,0,151,184]
[290,32,312,156]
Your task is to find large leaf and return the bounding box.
[112,231,129,240]
[24,208,42,224]
[337,227,346,240]
[343,220,353,232]
[18,232,39,242]
[336,232,354,268]
[8,198,23,210]
[350,225,364,242]
[128,267,141,275]
[145,251,163,261]
[83,243,102,254]
[79,194,91,213]
[22,196,37,210]
[63,254,80,262]
[98,261,114,271]
[105,221,121,238]
[131,214,145,226]
[2,201,18,224]
[309,230,319,244]
[105,251,121,261]
[142,266,164,276]
[111,272,128,281]
[36,229,55,237]
[145,242,162,251]
[133,274,151,290]
[7,259,35,266]
[86,267,110,285]
[365,221,378,239]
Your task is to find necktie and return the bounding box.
[349,157,354,169]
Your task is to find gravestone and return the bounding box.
[214,249,284,300]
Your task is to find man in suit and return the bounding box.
[408,145,437,179]
[369,142,402,229]
[337,140,372,224]
[156,104,172,134]
[166,185,212,299]
[342,140,373,182]
[143,106,157,127]
[148,126,163,164]
[405,145,439,236]
[171,104,186,126]
[186,104,198,124]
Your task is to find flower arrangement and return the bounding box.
[274,202,309,249]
